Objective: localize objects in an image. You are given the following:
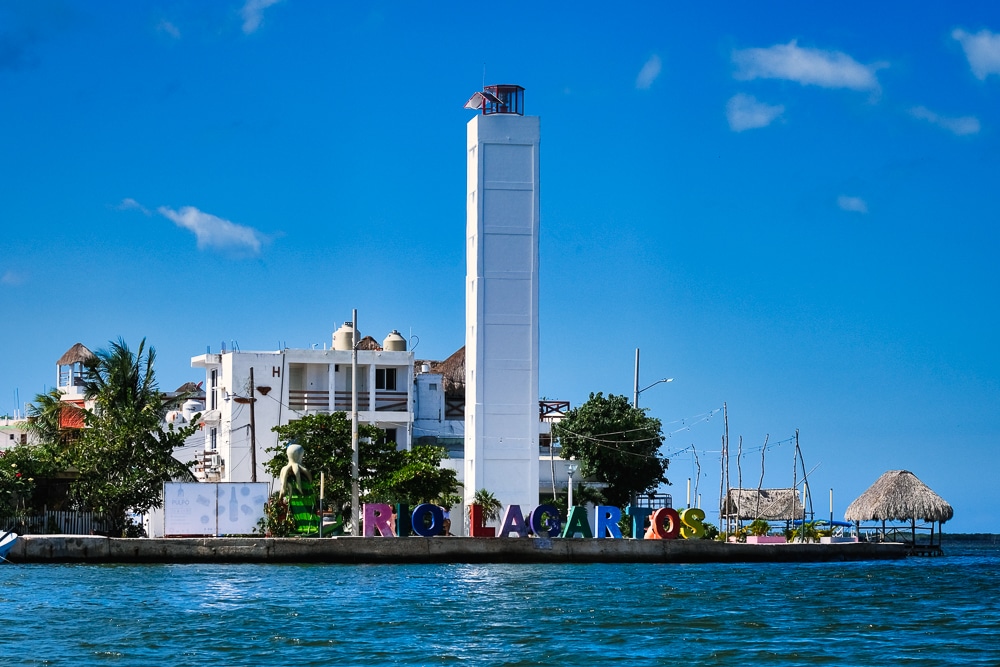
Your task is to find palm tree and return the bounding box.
[472,488,503,523]
[68,338,195,535]
[27,388,71,446]
[83,338,169,421]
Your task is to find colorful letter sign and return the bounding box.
[362,502,708,541]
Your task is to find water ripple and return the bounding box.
[1,541,998,665]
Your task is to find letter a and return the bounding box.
[497,505,529,538]
[561,506,594,538]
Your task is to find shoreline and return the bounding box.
[9,535,907,564]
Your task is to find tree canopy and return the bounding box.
[555,392,668,509]
[377,444,461,509]
[0,445,55,516]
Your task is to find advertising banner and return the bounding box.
[216,483,270,535]
[164,482,269,536]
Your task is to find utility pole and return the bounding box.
[351,309,360,536]
[633,348,640,408]
[249,367,257,482]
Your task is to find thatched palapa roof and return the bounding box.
[56,343,95,366]
[356,335,382,351]
[721,488,804,521]
[417,346,465,395]
[844,470,953,524]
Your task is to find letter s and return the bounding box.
[679,508,706,539]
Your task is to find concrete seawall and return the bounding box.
[9,535,907,564]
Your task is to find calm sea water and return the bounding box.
[2,539,998,666]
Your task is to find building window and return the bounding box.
[429,383,437,391]
[210,369,218,410]
[380,428,398,446]
[375,368,397,391]
[210,428,217,451]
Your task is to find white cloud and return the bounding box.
[158,205,264,255]
[733,40,880,90]
[636,55,662,90]
[1,270,25,286]
[952,28,1000,80]
[241,0,282,35]
[117,197,151,215]
[909,106,980,135]
[838,196,868,214]
[157,20,181,39]
[726,93,784,131]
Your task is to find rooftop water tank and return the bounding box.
[181,400,205,421]
[383,330,406,351]
[333,322,357,351]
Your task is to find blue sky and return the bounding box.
[2,1,998,532]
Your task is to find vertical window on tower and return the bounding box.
[210,428,217,451]
[375,368,397,391]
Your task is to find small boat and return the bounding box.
[0,530,18,561]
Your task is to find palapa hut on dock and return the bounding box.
[844,470,953,555]
[721,488,804,533]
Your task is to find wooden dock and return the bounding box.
[906,544,944,557]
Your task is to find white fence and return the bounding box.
[0,510,108,535]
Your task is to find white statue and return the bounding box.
[278,444,312,497]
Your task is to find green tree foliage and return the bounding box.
[472,488,503,522]
[257,494,297,537]
[377,445,461,508]
[555,392,668,508]
[268,413,460,516]
[62,338,197,536]
[0,445,54,515]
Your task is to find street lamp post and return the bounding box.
[632,347,673,408]
[566,457,578,508]
[634,377,673,408]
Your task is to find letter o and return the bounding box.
[650,507,681,539]
[411,503,444,537]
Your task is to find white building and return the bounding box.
[189,323,414,485]
[0,418,30,451]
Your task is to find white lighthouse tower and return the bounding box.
[464,85,540,515]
